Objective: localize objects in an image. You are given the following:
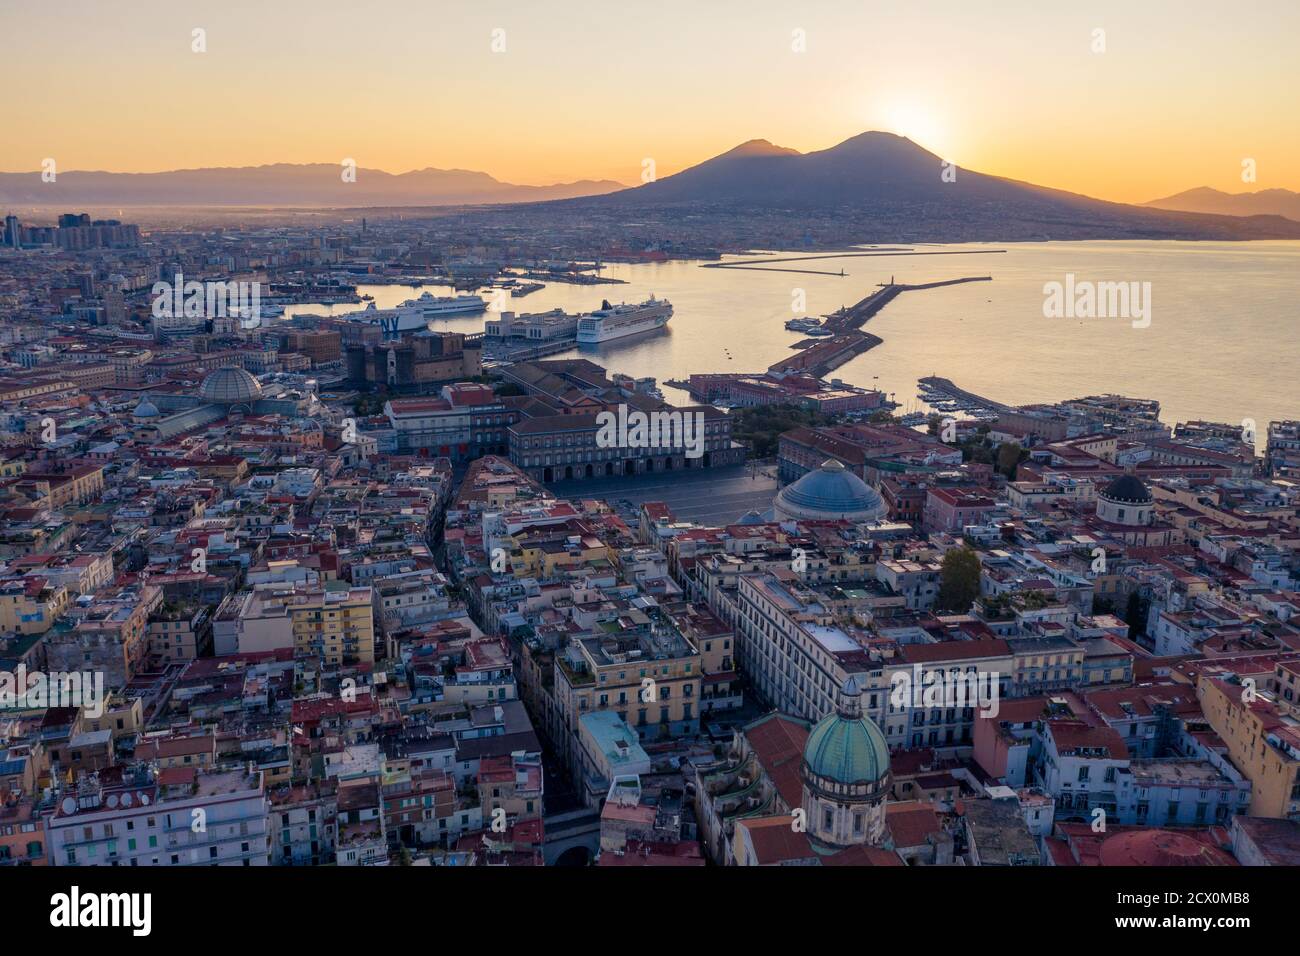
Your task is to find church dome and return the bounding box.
[199,366,263,405]
[1101,474,1152,504]
[774,459,886,523]
[132,399,160,419]
[802,677,890,788]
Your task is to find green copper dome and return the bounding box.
[803,677,890,786]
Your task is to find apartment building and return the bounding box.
[268,784,336,866]
[0,576,69,635]
[384,384,517,462]
[43,585,162,691]
[476,753,544,827]
[45,766,270,866]
[1006,635,1085,697]
[146,602,213,667]
[923,487,997,534]
[575,711,652,806]
[734,572,888,727]
[285,584,377,666]
[1034,721,1131,822]
[554,612,703,761]
[1197,678,1300,819]
[884,640,1013,750]
[0,791,45,866]
[15,464,105,509]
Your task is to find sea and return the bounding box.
[282,240,1300,449]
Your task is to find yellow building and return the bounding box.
[505,527,612,579]
[134,732,217,770]
[287,584,376,666]
[0,576,69,635]
[1198,677,1300,819]
[554,608,703,754]
[476,754,544,824]
[82,694,145,744]
[146,603,212,667]
[16,464,105,508]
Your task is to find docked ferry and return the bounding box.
[575,296,672,344]
[344,302,430,336]
[397,291,488,318]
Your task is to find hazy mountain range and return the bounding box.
[4,133,1299,241]
[1145,186,1300,222]
[0,163,626,207]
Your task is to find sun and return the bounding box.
[880,101,945,152]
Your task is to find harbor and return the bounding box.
[767,275,994,379]
[483,296,674,363]
[916,376,1012,417]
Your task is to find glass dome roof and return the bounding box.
[199,367,263,405]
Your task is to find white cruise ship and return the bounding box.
[576,296,672,344]
[398,291,488,317]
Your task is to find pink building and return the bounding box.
[923,487,996,534]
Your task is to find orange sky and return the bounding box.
[3,0,1298,204]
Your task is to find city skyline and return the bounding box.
[4,0,1300,916]
[3,0,1299,203]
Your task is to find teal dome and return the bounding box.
[803,677,890,786]
[774,459,886,523]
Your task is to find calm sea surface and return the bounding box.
[285,240,1300,446]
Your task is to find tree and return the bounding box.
[996,442,1024,480]
[936,547,981,612]
[730,404,831,459]
[953,429,995,465]
[353,392,388,416]
[1125,592,1149,637]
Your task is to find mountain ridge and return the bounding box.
[0,162,626,207]
[1145,185,1300,223]
[5,133,1299,241]
[562,131,1300,241]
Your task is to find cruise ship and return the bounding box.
[398,291,488,318]
[575,296,672,344]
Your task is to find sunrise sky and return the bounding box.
[3,0,1297,203]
